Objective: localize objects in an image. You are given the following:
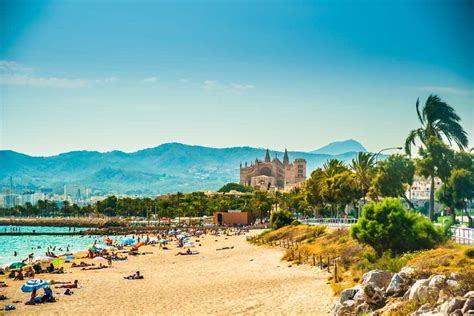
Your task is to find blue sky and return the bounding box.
[1,0,472,156]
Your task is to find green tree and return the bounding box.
[218,182,253,193]
[416,137,455,221]
[350,198,445,256]
[350,152,376,208]
[270,209,295,229]
[369,154,415,209]
[405,94,469,221]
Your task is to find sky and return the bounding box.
[1,0,473,156]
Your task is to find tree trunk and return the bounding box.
[465,203,473,228]
[429,175,435,222]
[402,194,415,210]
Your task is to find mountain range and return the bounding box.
[0,140,367,195]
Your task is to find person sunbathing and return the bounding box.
[50,267,65,274]
[55,280,78,289]
[81,264,108,271]
[176,248,199,256]
[124,271,143,280]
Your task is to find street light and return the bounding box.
[375,147,403,163]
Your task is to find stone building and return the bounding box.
[239,149,307,191]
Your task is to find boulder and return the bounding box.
[436,289,452,305]
[354,302,371,315]
[331,300,356,316]
[399,266,417,279]
[361,283,385,307]
[446,280,461,295]
[353,290,364,306]
[462,297,474,314]
[386,273,411,297]
[362,270,393,290]
[464,291,474,298]
[428,275,446,289]
[330,302,342,316]
[409,279,430,301]
[340,286,360,304]
[440,297,467,314]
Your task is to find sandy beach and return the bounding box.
[0,231,335,315]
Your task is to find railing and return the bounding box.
[300,218,358,228]
[301,218,474,245]
[451,227,474,245]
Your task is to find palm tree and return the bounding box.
[405,94,469,221]
[350,152,376,216]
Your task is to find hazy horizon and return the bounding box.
[1,0,473,156]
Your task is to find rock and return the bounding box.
[362,270,393,290]
[361,283,385,307]
[446,280,461,294]
[462,297,474,314]
[386,273,411,297]
[428,275,446,289]
[436,289,452,305]
[409,279,430,301]
[400,266,417,279]
[354,302,371,315]
[440,297,467,314]
[330,302,342,316]
[449,309,463,316]
[418,303,434,312]
[464,291,474,298]
[340,286,360,304]
[331,300,356,316]
[353,289,364,305]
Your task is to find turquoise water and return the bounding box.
[0,226,121,267]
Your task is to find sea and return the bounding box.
[0,226,119,267]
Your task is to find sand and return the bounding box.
[0,231,335,315]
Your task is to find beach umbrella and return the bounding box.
[93,256,106,261]
[21,279,49,293]
[9,262,26,269]
[63,255,75,260]
[51,258,64,265]
[38,256,54,262]
[122,238,136,245]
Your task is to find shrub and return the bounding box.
[291,219,301,226]
[464,247,474,259]
[269,210,296,230]
[350,198,445,256]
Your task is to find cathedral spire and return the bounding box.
[264,148,271,163]
[283,148,289,165]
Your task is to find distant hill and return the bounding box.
[311,139,367,155]
[0,141,367,195]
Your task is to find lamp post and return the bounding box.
[375,147,403,163]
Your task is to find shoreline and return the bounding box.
[0,230,335,315]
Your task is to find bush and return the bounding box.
[350,198,445,256]
[464,248,474,259]
[270,210,295,230]
[291,219,301,226]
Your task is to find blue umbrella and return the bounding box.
[122,238,136,245]
[21,279,49,293]
[63,255,75,260]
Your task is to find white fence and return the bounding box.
[301,218,474,245]
[451,227,474,245]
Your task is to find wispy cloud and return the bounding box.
[417,85,473,96]
[0,60,117,88]
[179,78,189,83]
[0,60,33,73]
[203,80,255,93]
[143,76,158,83]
